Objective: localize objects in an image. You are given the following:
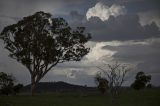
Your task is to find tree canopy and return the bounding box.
[95,73,109,94]
[131,71,151,90]
[0,72,14,88]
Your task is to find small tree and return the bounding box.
[0,72,14,95]
[0,72,23,95]
[97,62,130,98]
[131,71,151,90]
[95,73,109,94]
[0,72,14,86]
[0,11,91,95]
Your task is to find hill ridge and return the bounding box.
[22,81,95,92]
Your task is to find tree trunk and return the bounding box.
[31,75,36,96]
[31,82,36,96]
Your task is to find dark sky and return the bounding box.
[0,0,160,86]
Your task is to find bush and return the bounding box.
[0,72,23,95]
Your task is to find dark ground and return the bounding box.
[0,88,160,106]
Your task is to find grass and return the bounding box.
[0,88,160,106]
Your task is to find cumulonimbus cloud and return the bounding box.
[86,2,126,21]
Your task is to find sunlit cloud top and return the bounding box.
[86,2,126,21]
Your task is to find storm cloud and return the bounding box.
[84,14,160,41]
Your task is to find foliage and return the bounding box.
[131,71,151,90]
[0,72,14,95]
[0,81,14,95]
[95,73,109,94]
[0,11,91,95]
[0,72,23,95]
[0,72,14,86]
[13,84,24,94]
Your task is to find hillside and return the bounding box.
[22,81,95,92]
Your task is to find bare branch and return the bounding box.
[96,62,130,97]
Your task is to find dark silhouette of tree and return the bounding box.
[0,72,23,95]
[0,82,14,95]
[0,72,14,86]
[0,11,91,95]
[97,62,130,98]
[95,73,109,94]
[13,84,23,95]
[0,72,14,95]
[131,71,151,90]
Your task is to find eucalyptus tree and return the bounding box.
[0,11,91,95]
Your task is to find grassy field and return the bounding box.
[0,89,160,106]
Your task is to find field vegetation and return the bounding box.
[0,88,160,106]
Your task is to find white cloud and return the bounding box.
[86,2,126,21]
[86,42,116,62]
[105,40,150,46]
[138,11,160,29]
[85,40,149,63]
